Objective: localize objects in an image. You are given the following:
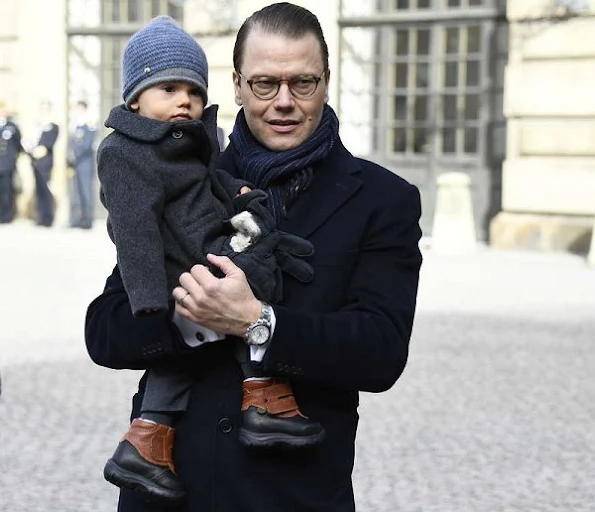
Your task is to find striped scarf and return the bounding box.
[228,104,340,224]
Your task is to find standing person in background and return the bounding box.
[85,3,423,511]
[67,100,96,229]
[216,125,226,150]
[0,102,22,223]
[29,100,59,227]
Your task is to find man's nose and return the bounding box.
[274,83,295,109]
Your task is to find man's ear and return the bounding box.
[324,69,330,103]
[233,71,243,106]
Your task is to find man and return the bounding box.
[0,103,22,223]
[30,100,59,227]
[67,100,96,229]
[85,3,422,511]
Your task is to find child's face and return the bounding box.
[130,81,205,122]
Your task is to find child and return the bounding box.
[97,16,325,506]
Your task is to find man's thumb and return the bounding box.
[206,253,239,276]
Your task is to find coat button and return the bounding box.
[195,331,205,342]
[218,417,233,434]
[172,130,183,139]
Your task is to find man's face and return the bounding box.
[131,81,205,122]
[233,30,329,152]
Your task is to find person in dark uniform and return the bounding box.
[0,102,22,223]
[30,101,59,227]
[67,100,96,229]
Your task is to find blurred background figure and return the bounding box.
[0,102,22,223]
[28,100,59,227]
[67,100,96,229]
[216,126,226,151]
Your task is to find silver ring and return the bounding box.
[179,292,190,306]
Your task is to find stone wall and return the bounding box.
[491,0,595,253]
[0,1,68,223]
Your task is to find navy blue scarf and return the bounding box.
[229,104,340,223]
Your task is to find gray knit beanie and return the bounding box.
[122,16,208,108]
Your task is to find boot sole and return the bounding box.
[238,428,326,449]
[103,459,186,505]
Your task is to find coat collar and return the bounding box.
[105,103,219,143]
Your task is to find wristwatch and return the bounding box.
[245,302,273,346]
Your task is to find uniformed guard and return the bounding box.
[29,100,59,227]
[0,102,22,223]
[67,100,96,229]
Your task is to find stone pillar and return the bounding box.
[491,1,595,253]
[431,172,477,255]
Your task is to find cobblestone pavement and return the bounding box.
[1,221,594,512]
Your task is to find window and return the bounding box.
[385,23,484,156]
[67,0,184,135]
[341,21,491,158]
[340,0,506,239]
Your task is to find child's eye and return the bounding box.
[190,88,202,97]
[162,84,176,93]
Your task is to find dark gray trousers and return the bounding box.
[141,367,194,414]
[141,340,258,415]
[33,163,54,226]
[0,170,14,223]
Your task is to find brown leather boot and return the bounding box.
[239,379,326,449]
[103,419,186,505]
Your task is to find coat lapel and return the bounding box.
[280,143,362,239]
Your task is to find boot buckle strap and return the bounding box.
[266,394,299,415]
[151,433,173,464]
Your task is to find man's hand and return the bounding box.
[173,254,262,337]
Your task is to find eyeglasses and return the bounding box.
[237,71,326,100]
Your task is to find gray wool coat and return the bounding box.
[97,104,249,316]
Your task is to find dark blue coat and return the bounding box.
[32,122,59,178]
[0,118,22,173]
[69,122,96,169]
[85,138,422,512]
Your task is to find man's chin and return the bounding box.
[262,132,305,152]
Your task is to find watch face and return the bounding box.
[249,325,270,345]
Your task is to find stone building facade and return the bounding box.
[491,0,595,253]
[0,0,592,253]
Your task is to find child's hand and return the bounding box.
[237,186,252,197]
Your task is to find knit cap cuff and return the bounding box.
[124,67,208,109]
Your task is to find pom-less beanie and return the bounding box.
[122,16,208,108]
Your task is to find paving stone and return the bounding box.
[1,222,594,511]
